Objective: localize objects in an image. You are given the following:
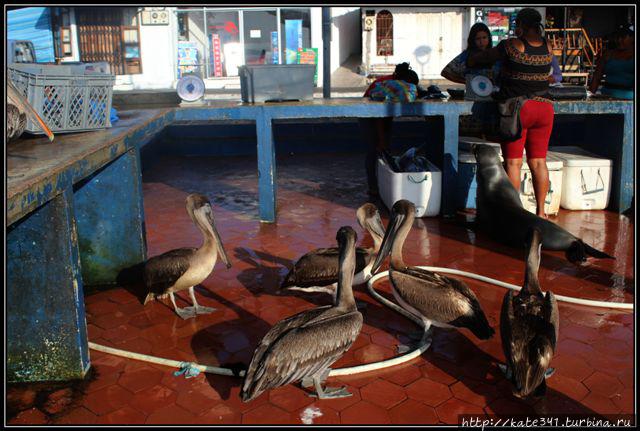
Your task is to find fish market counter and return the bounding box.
[6,97,633,382]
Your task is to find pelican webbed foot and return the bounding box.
[397,326,432,354]
[175,307,197,320]
[498,363,513,380]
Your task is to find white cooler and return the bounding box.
[459,136,502,155]
[519,152,564,215]
[548,146,612,210]
[377,157,442,217]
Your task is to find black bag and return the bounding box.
[496,95,529,141]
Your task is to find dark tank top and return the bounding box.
[495,37,552,100]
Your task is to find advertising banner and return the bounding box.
[285,19,302,64]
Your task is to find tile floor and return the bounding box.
[7,153,634,425]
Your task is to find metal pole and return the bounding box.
[562,7,567,71]
[322,7,331,98]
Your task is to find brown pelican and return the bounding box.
[241,226,363,401]
[143,193,231,319]
[500,227,559,398]
[371,200,495,353]
[280,203,385,303]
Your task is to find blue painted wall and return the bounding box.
[7,189,89,382]
[7,7,55,63]
[73,149,147,286]
[153,119,444,167]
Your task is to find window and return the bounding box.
[59,8,72,57]
[122,8,142,74]
[279,9,311,64]
[75,7,142,75]
[206,10,240,77]
[376,10,393,56]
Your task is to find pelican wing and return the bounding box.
[392,268,494,339]
[282,247,370,288]
[391,268,475,323]
[543,291,559,349]
[500,290,515,366]
[143,248,196,294]
[242,308,362,401]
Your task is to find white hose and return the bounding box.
[402,266,633,310]
[88,272,429,378]
[88,265,631,379]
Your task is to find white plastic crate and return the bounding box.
[377,157,442,217]
[548,146,612,210]
[8,63,116,134]
[519,152,564,216]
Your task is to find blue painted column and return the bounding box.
[73,148,147,286]
[7,188,90,382]
[442,113,460,217]
[619,104,634,212]
[256,108,276,222]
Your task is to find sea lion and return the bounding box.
[472,144,614,264]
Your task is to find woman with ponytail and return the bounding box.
[468,8,554,218]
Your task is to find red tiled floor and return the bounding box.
[388,398,439,424]
[82,385,134,416]
[102,405,148,424]
[405,378,453,407]
[341,400,392,424]
[359,378,407,409]
[7,153,634,425]
[53,406,99,424]
[9,407,49,424]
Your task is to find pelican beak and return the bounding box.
[368,211,386,239]
[207,210,232,269]
[371,210,404,273]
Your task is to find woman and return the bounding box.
[589,25,634,100]
[468,8,554,218]
[361,62,420,198]
[441,22,500,84]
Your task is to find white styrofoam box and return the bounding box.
[459,136,502,156]
[519,152,564,215]
[377,157,442,217]
[548,146,612,210]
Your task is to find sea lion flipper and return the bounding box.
[582,241,615,260]
[566,240,614,263]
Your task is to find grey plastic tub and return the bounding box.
[239,64,315,103]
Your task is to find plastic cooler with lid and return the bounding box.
[548,146,612,210]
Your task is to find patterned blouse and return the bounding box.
[495,37,553,101]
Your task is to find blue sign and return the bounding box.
[285,19,302,64]
[271,31,279,64]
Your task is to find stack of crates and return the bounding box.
[8,63,116,134]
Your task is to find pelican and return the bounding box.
[280,203,385,303]
[500,227,559,398]
[143,193,231,319]
[241,226,363,401]
[371,200,495,353]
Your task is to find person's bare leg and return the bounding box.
[527,158,550,218]
[504,158,524,192]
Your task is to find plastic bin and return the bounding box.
[457,149,563,215]
[377,157,442,217]
[239,64,315,103]
[8,63,115,134]
[548,146,612,210]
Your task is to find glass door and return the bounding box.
[242,9,278,65]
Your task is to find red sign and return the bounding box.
[211,33,223,77]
